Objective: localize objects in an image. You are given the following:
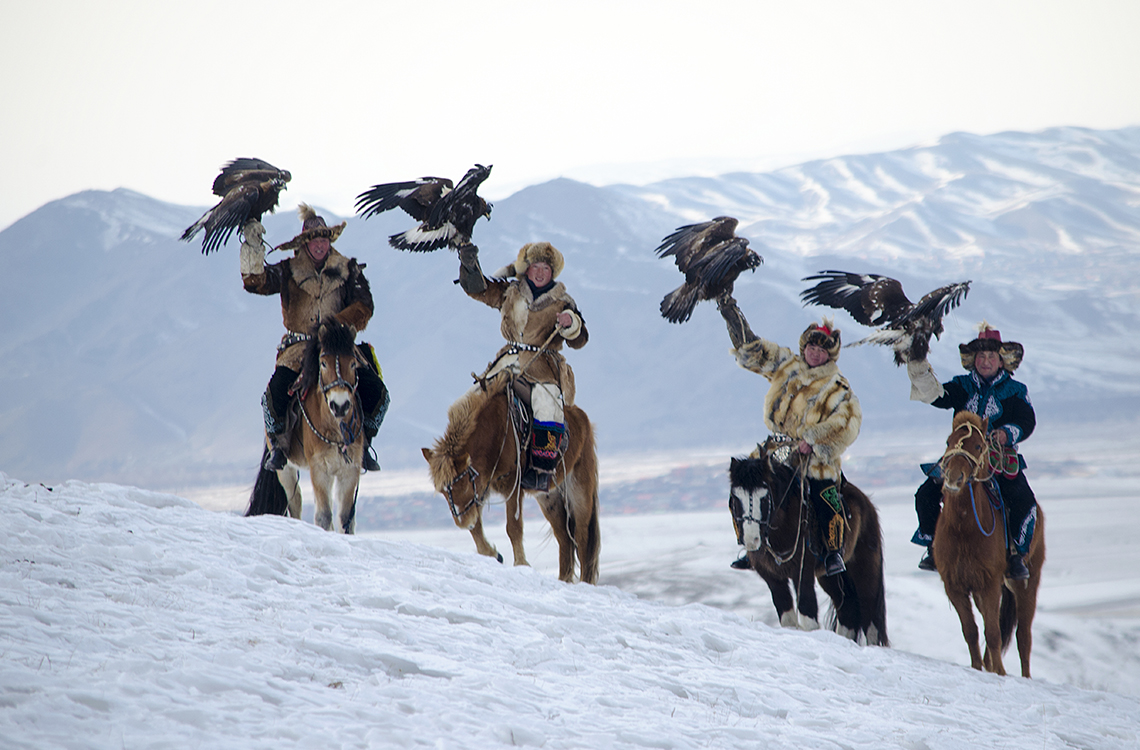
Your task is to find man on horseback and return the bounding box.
[456,241,588,491]
[241,205,389,472]
[905,323,1037,579]
[718,296,862,576]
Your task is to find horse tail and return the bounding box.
[999,583,1017,653]
[246,448,289,517]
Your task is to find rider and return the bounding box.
[718,295,862,576]
[456,241,588,491]
[905,322,1037,579]
[241,205,388,473]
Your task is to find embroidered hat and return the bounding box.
[274,203,346,252]
[959,321,1024,372]
[799,318,841,362]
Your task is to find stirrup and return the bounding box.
[730,552,752,570]
[822,551,846,577]
[362,444,381,472]
[263,447,287,471]
[1007,554,1030,580]
[918,547,937,572]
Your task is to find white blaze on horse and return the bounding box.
[422,373,601,584]
[934,411,1045,677]
[246,320,365,533]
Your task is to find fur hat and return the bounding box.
[959,321,1024,372]
[274,203,346,252]
[799,318,841,362]
[507,242,565,279]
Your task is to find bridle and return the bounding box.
[443,464,486,520]
[938,419,995,488]
[299,350,360,463]
[740,441,809,565]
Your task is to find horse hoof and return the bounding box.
[496,552,504,564]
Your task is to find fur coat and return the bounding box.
[243,247,373,370]
[734,337,862,481]
[466,278,587,406]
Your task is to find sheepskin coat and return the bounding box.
[466,278,587,406]
[243,247,373,370]
[734,337,861,481]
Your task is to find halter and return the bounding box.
[443,464,485,520]
[739,438,810,566]
[299,350,360,463]
[938,419,995,485]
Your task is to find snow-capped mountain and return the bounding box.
[1,126,1137,489]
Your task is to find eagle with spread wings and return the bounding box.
[354,163,493,252]
[800,270,971,364]
[655,216,763,324]
[180,158,291,255]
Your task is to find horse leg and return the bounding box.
[817,572,860,641]
[754,566,799,628]
[467,508,503,563]
[536,484,576,582]
[794,560,821,630]
[977,589,1007,675]
[504,488,529,567]
[309,465,334,531]
[947,589,985,671]
[562,437,601,584]
[277,466,302,519]
[1013,508,1045,678]
[337,468,360,535]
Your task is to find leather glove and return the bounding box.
[458,243,480,270]
[239,220,266,275]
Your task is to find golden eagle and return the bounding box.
[655,216,763,323]
[800,270,971,364]
[355,163,493,252]
[180,158,291,255]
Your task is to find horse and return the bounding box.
[246,320,365,533]
[934,410,1045,677]
[729,437,888,646]
[422,373,601,584]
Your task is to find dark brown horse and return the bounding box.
[247,320,365,533]
[934,411,1045,677]
[729,438,888,645]
[422,374,600,583]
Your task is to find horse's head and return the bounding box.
[729,454,774,553]
[422,446,482,530]
[300,321,359,420]
[940,411,990,492]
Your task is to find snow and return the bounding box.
[4,460,1139,749]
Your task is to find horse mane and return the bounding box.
[425,373,510,491]
[296,319,357,396]
[729,454,768,492]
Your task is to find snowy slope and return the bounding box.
[2,474,1138,750]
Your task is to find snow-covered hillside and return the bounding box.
[1,126,1137,489]
[3,473,1138,749]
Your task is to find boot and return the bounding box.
[520,468,551,491]
[918,546,937,572]
[822,550,846,576]
[263,433,288,471]
[1007,553,1030,580]
[730,551,752,570]
[362,445,381,472]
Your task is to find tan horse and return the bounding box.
[422,374,601,583]
[934,411,1045,676]
[247,320,365,533]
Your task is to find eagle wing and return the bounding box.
[655,216,740,269]
[903,281,972,327]
[799,271,914,327]
[655,216,762,324]
[354,177,453,222]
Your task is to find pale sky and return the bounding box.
[2,0,1139,231]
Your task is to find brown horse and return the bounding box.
[422,374,601,584]
[247,320,365,533]
[729,438,888,646]
[934,411,1045,677]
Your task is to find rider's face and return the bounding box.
[803,344,830,368]
[974,350,1002,379]
[306,237,331,264]
[526,262,553,287]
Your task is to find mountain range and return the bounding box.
[2,125,1137,489]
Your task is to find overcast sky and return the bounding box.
[2,0,1139,231]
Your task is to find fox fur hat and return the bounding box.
[274,203,346,252]
[799,318,842,362]
[959,321,1024,372]
[493,241,565,279]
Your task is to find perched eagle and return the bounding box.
[354,163,493,252]
[800,270,971,364]
[655,216,763,324]
[180,158,291,255]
